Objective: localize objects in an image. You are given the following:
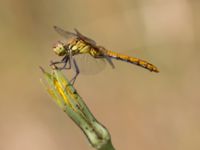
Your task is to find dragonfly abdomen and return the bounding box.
[106,50,159,73]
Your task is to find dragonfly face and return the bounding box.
[53,41,67,56]
[53,38,79,56]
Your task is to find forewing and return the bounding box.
[54,26,77,39]
[74,28,96,46]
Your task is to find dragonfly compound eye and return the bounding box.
[53,42,66,56]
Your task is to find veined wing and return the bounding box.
[54,26,97,46]
[71,53,108,75]
[54,26,77,39]
[74,28,96,46]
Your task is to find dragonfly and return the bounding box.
[51,26,159,84]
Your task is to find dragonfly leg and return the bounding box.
[50,56,70,70]
[50,60,63,65]
[69,58,80,85]
[60,56,71,70]
[64,57,71,70]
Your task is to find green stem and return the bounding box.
[41,68,115,150]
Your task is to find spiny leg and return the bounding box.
[50,56,70,70]
[61,56,71,70]
[69,57,80,85]
[50,56,66,68]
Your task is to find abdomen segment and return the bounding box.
[105,50,159,73]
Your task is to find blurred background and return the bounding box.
[0,0,200,150]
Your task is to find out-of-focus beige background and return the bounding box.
[1,0,200,150]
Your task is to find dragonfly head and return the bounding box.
[53,41,66,56]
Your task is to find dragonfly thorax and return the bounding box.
[67,39,92,55]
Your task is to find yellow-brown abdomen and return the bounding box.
[105,50,159,73]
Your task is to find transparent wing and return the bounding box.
[71,54,108,75]
[74,28,96,46]
[54,26,77,39]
